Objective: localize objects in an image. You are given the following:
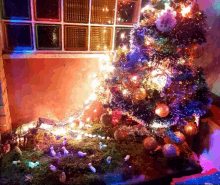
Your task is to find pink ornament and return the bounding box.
[155,9,177,32]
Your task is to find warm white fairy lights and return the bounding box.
[181,5,191,17]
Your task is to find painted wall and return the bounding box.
[194,0,220,96]
[3,58,100,129]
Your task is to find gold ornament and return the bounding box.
[134,88,147,100]
[184,122,198,136]
[155,104,169,117]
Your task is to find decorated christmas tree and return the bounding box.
[97,0,212,148]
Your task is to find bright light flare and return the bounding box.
[120,33,125,39]
[53,127,67,136]
[91,79,100,89]
[181,5,191,17]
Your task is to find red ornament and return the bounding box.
[114,129,128,141]
[111,109,123,126]
[110,87,119,94]
[155,104,169,117]
[143,137,158,151]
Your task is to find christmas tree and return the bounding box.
[97,0,212,143]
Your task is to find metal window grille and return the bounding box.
[65,26,88,50]
[90,26,113,51]
[64,0,89,23]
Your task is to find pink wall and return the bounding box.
[3,58,100,129]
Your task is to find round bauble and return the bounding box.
[122,77,131,88]
[129,74,140,87]
[155,104,169,117]
[184,122,198,136]
[134,88,147,100]
[114,129,128,141]
[100,113,112,126]
[143,137,158,151]
[172,132,185,144]
[162,144,179,158]
[155,9,177,32]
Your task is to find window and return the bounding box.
[1,0,143,53]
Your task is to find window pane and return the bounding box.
[4,23,33,50]
[65,26,88,51]
[2,0,31,20]
[35,24,62,50]
[91,0,115,24]
[115,27,132,49]
[90,26,113,51]
[35,0,60,20]
[117,0,139,25]
[64,0,89,23]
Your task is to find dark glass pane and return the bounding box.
[64,0,89,23]
[90,27,113,51]
[115,27,132,49]
[5,23,33,50]
[36,24,61,50]
[65,26,88,51]
[35,0,60,20]
[2,0,30,20]
[117,0,139,25]
[91,0,115,24]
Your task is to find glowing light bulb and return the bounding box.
[122,45,127,51]
[89,93,97,101]
[94,109,97,112]
[91,79,100,89]
[122,89,128,95]
[68,117,74,123]
[181,5,191,17]
[120,33,125,39]
[86,117,90,122]
[23,126,28,132]
[76,134,82,140]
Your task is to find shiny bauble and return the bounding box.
[100,113,112,126]
[155,9,177,32]
[114,129,128,141]
[134,88,147,100]
[172,132,185,144]
[143,137,158,151]
[162,144,180,158]
[184,122,198,136]
[129,74,140,87]
[122,77,131,88]
[155,104,169,117]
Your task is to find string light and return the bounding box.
[120,33,125,39]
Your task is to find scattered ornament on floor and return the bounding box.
[59,171,66,183]
[57,152,62,158]
[106,156,112,164]
[88,163,96,173]
[25,174,33,182]
[12,160,21,164]
[29,161,39,168]
[99,142,107,149]
[184,122,198,136]
[78,151,87,157]
[162,144,179,158]
[50,164,57,172]
[50,146,56,157]
[124,155,130,161]
[155,103,170,117]
[143,137,158,151]
[63,137,67,146]
[62,146,69,155]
